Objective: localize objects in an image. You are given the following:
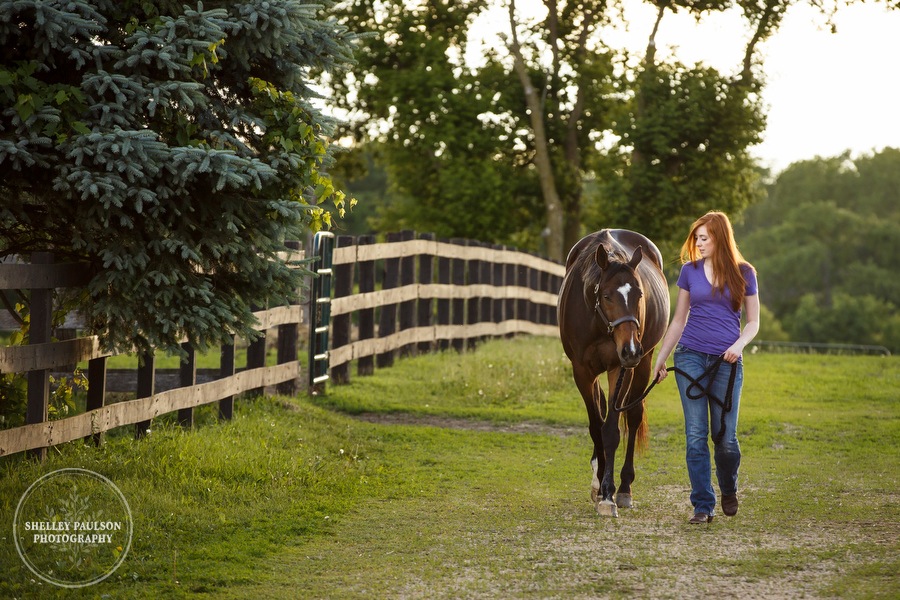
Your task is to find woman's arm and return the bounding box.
[723,293,761,363]
[653,288,690,382]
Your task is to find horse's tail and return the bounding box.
[635,406,649,453]
[619,401,650,454]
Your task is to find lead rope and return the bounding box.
[609,356,737,444]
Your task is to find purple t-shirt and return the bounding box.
[677,260,758,355]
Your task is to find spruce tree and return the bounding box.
[0,0,357,355]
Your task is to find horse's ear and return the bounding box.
[595,245,610,269]
[628,246,643,269]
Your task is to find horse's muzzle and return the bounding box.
[618,341,643,368]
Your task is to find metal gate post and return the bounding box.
[308,231,335,394]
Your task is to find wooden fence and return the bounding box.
[0,232,564,458]
[0,249,305,459]
[309,231,565,391]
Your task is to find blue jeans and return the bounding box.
[673,344,743,515]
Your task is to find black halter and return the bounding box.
[593,283,641,335]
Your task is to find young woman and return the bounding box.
[653,211,760,524]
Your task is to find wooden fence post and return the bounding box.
[85,356,107,447]
[417,232,436,354]
[504,250,516,337]
[246,319,266,398]
[25,252,52,460]
[219,336,235,421]
[516,262,528,330]
[134,352,155,438]
[528,259,540,325]
[398,230,417,358]
[178,342,195,428]
[450,238,467,352]
[276,240,302,396]
[376,232,401,368]
[436,238,451,352]
[466,240,481,350]
[356,235,375,376]
[479,242,493,342]
[331,235,355,384]
[308,231,335,394]
[540,269,553,325]
[492,244,505,326]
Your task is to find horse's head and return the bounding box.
[589,245,646,368]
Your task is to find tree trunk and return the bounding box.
[507,1,565,262]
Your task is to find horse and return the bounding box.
[557,229,670,517]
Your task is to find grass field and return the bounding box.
[1,336,897,598]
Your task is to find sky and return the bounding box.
[470,1,900,174]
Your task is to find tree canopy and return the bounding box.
[331,0,787,259]
[0,0,357,355]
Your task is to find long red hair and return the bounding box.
[680,211,755,311]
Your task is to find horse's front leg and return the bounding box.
[617,362,648,509]
[597,409,621,517]
[597,367,627,517]
[572,364,606,507]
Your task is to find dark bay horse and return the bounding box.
[557,229,669,517]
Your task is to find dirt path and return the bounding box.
[277,412,899,599]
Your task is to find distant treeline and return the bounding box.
[735,147,900,353]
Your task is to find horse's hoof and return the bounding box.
[615,493,633,509]
[596,499,619,518]
[591,487,600,504]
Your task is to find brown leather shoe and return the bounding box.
[689,512,713,524]
[722,494,739,517]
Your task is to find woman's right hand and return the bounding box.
[653,361,668,383]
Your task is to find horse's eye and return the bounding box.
[602,294,610,301]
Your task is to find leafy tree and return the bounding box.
[331,1,544,246]
[738,148,900,351]
[331,0,801,259]
[0,0,357,356]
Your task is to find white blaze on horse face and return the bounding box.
[617,282,639,355]
[617,283,632,308]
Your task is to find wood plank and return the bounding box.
[0,337,107,372]
[335,239,564,277]
[330,284,558,316]
[253,305,302,330]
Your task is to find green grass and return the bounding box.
[1,337,898,598]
